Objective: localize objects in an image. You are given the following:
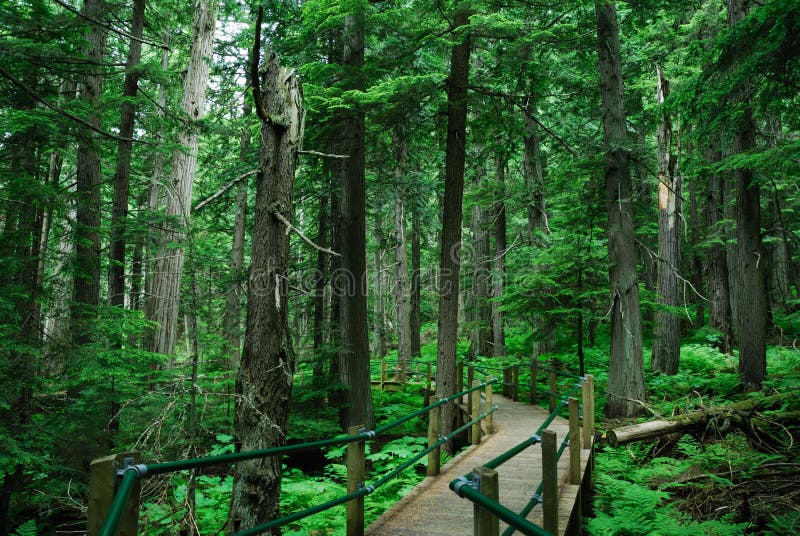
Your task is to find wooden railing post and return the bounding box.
[87,452,141,536]
[582,374,595,447]
[569,397,581,485]
[548,369,557,413]
[512,365,519,401]
[473,466,499,536]
[427,405,441,476]
[468,365,475,390]
[542,430,558,536]
[380,358,387,390]
[347,425,365,536]
[530,360,538,404]
[485,378,494,434]
[424,363,432,407]
[502,367,510,397]
[470,380,481,445]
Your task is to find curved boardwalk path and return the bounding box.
[365,395,592,536]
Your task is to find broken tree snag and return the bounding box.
[606,394,787,446]
[233,49,304,531]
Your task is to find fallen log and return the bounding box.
[607,394,787,446]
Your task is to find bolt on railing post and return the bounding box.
[87,452,141,536]
[485,378,493,434]
[542,430,558,536]
[473,466,500,536]
[470,380,481,445]
[346,425,365,536]
[530,360,538,404]
[427,405,441,476]
[569,397,581,485]
[582,374,595,447]
[548,369,557,413]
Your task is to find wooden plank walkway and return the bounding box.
[365,395,592,536]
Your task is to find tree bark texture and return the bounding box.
[595,0,645,417]
[436,7,470,444]
[372,212,387,358]
[338,10,374,430]
[468,167,493,358]
[145,0,217,355]
[726,0,767,389]
[108,0,145,307]
[651,66,681,375]
[393,129,413,375]
[233,52,304,533]
[72,0,107,345]
[410,201,422,357]
[493,155,507,357]
[523,104,548,244]
[223,100,251,369]
[704,139,733,353]
[312,187,329,390]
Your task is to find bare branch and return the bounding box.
[193,170,258,213]
[271,209,341,257]
[298,149,349,159]
[52,0,169,50]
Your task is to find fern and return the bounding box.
[11,520,36,536]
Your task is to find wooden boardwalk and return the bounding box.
[365,395,592,536]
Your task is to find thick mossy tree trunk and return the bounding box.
[436,6,470,446]
[338,9,375,430]
[145,0,217,355]
[651,66,681,375]
[595,0,645,417]
[726,0,767,389]
[107,0,145,307]
[233,49,304,532]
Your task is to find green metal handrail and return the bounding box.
[451,482,552,536]
[98,377,498,536]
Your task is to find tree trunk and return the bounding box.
[688,152,705,326]
[705,138,733,352]
[523,104,548,244]
[145,0,217,355]
[372,212,387,358]
[595,0,645,418]
[312,185,329,392]
[436,7,470,445]
[393,128,413,377]
[727,0,767,389]
[338,9,374,430]
[651,65,681,375]
[108,0,145,308]
[72,0,107,346]
[493,154,507,357]
[468,166,493,358]
[233,50,304,533]
[222,100,251,369]
[410,200,422,357]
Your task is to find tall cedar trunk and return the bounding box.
[705,139,733,352]
[651,66,681,375]
[410,201,422,357]
[493,155,507,357]
[222,100,251,369]
[372,212,387,358]
[393,129,413,374]
[145,1,217,355]
[771,190,791,310]
[108,0,145,307]
[523,105,555,357]
[233,51,304,532]
[468,168,493,358]
[329,173,343,398]
[436,7,470,445]
[137,33,169,315]
[727,0,767,389]
[312,186,329,391]
[688,160,705,326]
[595,0,645,417]
[339,10,374,430]
[72,0,107,346]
